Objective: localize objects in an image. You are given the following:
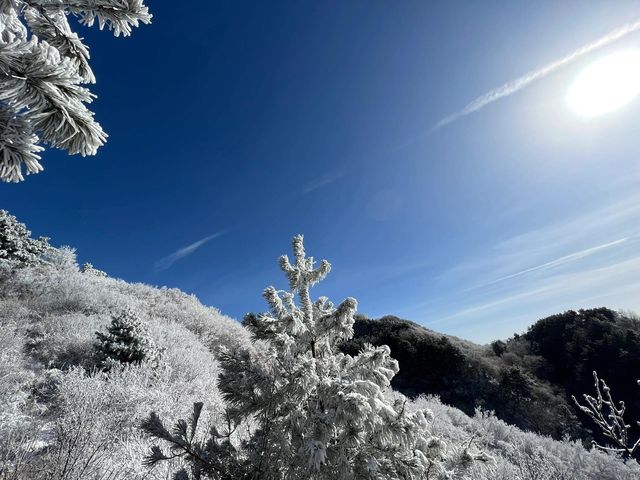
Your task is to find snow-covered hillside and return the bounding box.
[1,212,638,479]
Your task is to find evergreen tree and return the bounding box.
[95,307,159,370]
[0,0,151,182]
[143,235,491,479]
[0,208,50,265]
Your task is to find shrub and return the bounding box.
[26,312,107,370]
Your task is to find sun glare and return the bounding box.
[567,50,640,117]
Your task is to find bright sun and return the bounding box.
[567,50,640,117]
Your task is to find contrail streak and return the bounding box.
[480,237,629,287]
[434,19,640,130]
[155,231,226,271]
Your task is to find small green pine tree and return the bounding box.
[95,308,159,370]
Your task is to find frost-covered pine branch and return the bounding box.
[142,402,245,480]
[144,235,493,479]
[0,0,151,182]
[572,371,640,463]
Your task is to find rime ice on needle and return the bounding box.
[0,0,151,182]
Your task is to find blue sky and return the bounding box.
[3,1,640,343]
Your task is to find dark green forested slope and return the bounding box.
[342,308,640,446]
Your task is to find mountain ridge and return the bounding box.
[343,308,640,447]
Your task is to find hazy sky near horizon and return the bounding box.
[3,1,640,343]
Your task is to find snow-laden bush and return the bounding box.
[413,395,640,480]
[26,311,107,370]
[0,211,251,478]
[4,316,227,479]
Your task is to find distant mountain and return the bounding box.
[342,308,640,445]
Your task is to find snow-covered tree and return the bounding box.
[0,0,151,182]
[95,307,159,370]
[80,261,106,277]
[0,208,50,265]
[143,235,491,479]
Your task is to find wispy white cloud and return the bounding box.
[401,192,640,342]
[433,19,640,130]
[435,253,640,328]
[155,231,226,271]
[430,284,557,326]
[302,170,346,194]
[477,237,630,288]
[438,192,640,289]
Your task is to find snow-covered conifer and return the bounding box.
[0,208,50,265]
[95,307,159,370]
[144,235,491,479]
[0,0,151,182]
